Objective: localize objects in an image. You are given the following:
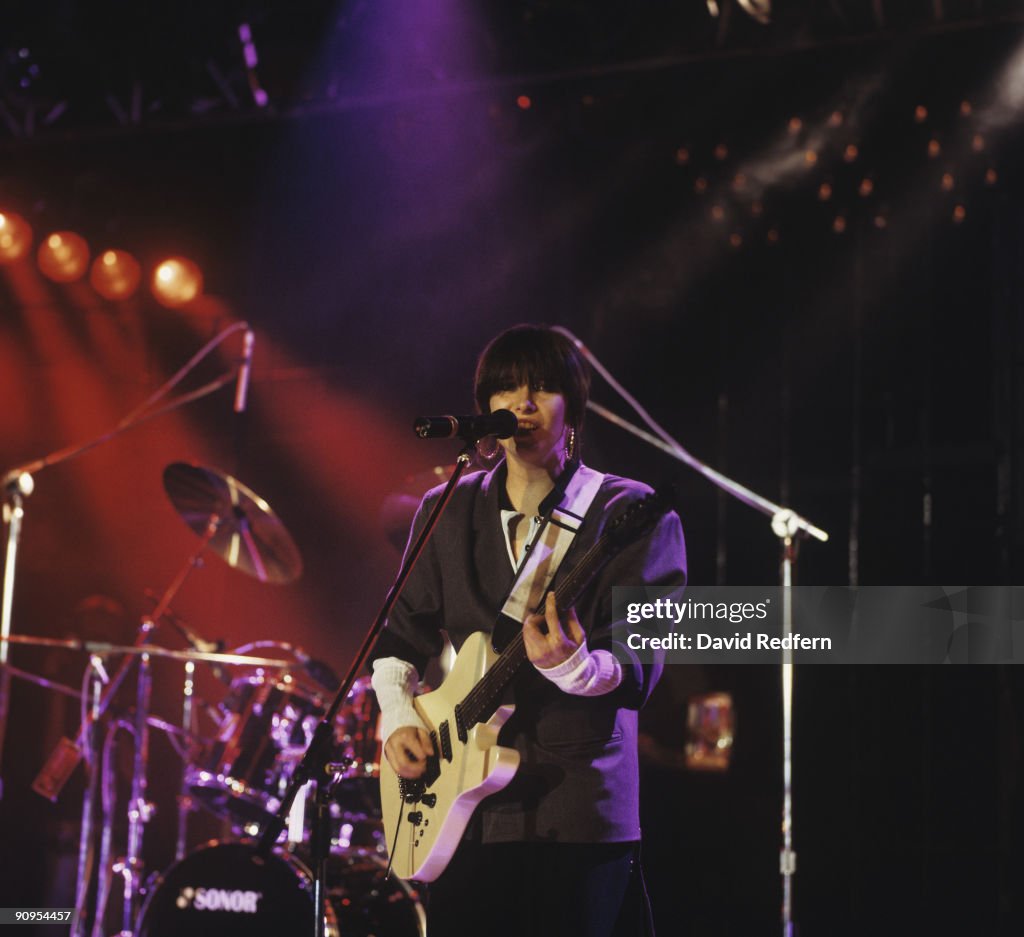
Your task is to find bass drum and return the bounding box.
[136,842,426,937]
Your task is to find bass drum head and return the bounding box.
[137,842,426,937]
[136,842,316,937]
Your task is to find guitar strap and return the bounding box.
[497,463,606,627]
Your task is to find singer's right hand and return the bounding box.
[383,725,434,779]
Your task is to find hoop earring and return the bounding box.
[564,427,577,461]
[476,435,500,461]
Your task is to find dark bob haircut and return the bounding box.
[474,324,591,433]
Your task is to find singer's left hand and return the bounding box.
[524,592,585,668]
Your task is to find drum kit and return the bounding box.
[3,462,426,937]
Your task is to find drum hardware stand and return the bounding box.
[553,326,828,937]
[176,657,196,862]
[114,516,224,937]
[0,471,32,801]
[257,442,478,937]
[69,655,108,937]
[0,320,250,803]
[28,516,223,937]
[146,598,227,862]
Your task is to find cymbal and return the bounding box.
[163,462,302,584]
[0,633,292,667]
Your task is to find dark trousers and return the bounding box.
[425,841,652,937]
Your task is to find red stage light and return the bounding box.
[90,249,142,300]
[0,212,32,264]
[151,256,203,308]
[38,231,90,282]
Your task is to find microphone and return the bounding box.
[234,329,254,413]
[414,409,517,441]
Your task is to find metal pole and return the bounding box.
[175,659,195,861]
[70,656,105,937]
[777,532,798,937]
[120,642,153,936]
[0,477,31,799]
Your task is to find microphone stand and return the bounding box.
[0,321,250,801]
[556,327,827,937]
[255,442,477,937]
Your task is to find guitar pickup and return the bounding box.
[438,721,453,762]
[453,705,468,744]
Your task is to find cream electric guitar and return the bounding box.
[380,490,671,882]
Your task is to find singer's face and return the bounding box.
[488,381,568,469]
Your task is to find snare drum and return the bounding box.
[187,672,323,826]
[136,842,426,937]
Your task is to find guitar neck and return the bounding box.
[456,531,616,731]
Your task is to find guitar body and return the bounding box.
[379,488,671,882]
[380,630,520,881]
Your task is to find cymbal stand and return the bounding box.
[115,639,153,937]
[70,655,108,937]
[175,658,196,862]
[0,472,32,800]
[114,515,222,936]
[0,320,249,802]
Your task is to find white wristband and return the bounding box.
[371,656,428,744]
[535,645,622,697]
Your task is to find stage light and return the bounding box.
[952,205,966,223]
[858,178,874,197]
[843,144,859,163]
[940,172,955,192]
[0,211,32,263]
[90,249,141,300]
[832,215,847,234]
[151,256,203,308]
[914,105,928,123]
[737,0,770,25]
[927,139,941,158]
[817,182,833,201]
[37,230,89,282]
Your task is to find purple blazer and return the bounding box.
[370,460,687,844]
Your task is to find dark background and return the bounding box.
[0,2,1022,934]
